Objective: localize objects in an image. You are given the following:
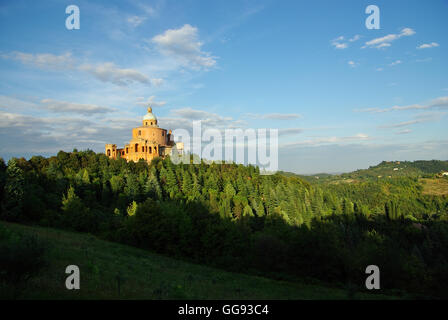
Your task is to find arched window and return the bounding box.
[107,149,111,156]
[135,143,139,152]
[126,147,129,153]
[162,131,164,136]
[149,146,152,153]
[150,122,153,125]
[154,146,157,154]
[138,130,141,136]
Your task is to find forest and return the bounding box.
[1,150,448,298]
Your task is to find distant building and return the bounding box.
[105,105,183,163]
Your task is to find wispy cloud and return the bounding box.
[379,112,444,129]
[1,51,74,70]
[41,99,114,115]
[396,129,412,134]
[281,133,370,148]
[151,24,217,70]
[2,51,161,87]
[247,113,302,120]
[136,96,167,107]
[330,34,361,49]
[355,96,448,113]
[389,60,402,66]
[362,27,415,49]
[331,36,348,49]
[78,62,162,87]
[127,15,147,27]
[278,128,304,136]
[163,107,246,130]
[349,35,361,42]
[348,60,359,68]
[417,42,439,49]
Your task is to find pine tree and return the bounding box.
[182,171,192,195]
[82,169,90,184]
[145,172,162,199]
[1,158,25,220]
[242,204,254,217]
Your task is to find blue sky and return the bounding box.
[0,0,447,173]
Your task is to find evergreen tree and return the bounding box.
[1,158,25,220]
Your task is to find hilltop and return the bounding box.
[289,160,448,183]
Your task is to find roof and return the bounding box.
[143,112,156,121]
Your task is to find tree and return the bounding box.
[61,186,95,232]
[1,158,25,221]
[145,172,162,199]
[127,201,138,217]
[82,169,90,184]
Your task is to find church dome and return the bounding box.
[143,106,157,121]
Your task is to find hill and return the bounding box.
[1,151,447,298]
[0,221,393,300]
[294,160,448,184]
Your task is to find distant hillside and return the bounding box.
[0,221,394,300]
[289,160,448,183]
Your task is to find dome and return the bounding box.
[143,105,157,121]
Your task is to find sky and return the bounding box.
[0,0,447,174]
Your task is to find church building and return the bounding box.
[105,105,183,163]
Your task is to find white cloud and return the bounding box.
[41,99,114,115]
[362,27,415,49]
[349,35,361,42]
[333,42,348,49]
[348,60,359,68]
[378,112,444,129]
[2,51,160,87]
[331,34,360,49]
[331,36,347,49]
[247,113,302,120]
[127,15,147,27]
[78,62,160,86]
[278,128,303,136]
[281,133,370,148]
[160,107,246,132]
[379,120,421,128]
[136,96,167,107]
[2,51,74,70]
[417,42,439,49]
[389,60,402,66]
[152,24,217,70]
[396,129,412,134]
[356,96,448,113]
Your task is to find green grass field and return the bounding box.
[0,221,396,300]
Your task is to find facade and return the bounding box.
[105,105,183,163]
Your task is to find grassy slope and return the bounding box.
[0,221,395,300]
[421,178,448,196]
